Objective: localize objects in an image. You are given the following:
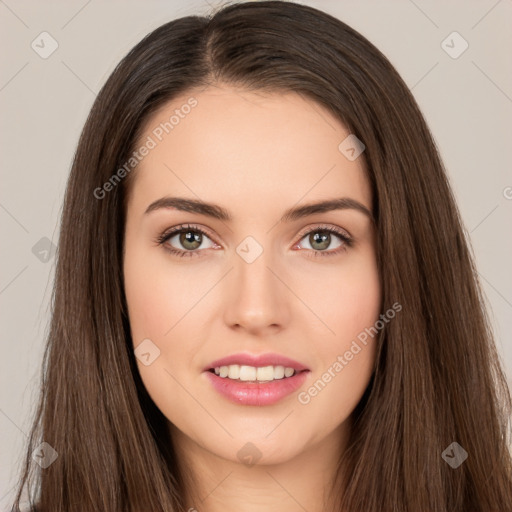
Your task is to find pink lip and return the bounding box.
[203,352,310,406]
[204,352,309,372]
[204,370,310,406]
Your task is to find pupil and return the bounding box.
[311,231,330,250]
[180,231,201,250]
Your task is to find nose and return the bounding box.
[222,245,291,335]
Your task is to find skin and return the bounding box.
[123,84,381,511]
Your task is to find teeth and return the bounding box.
[284,367,294,378]
[213,364,297,381]
[239,365,257,381]
[274,365,285,379]
[256,366,274,381]
[228,365,240,379]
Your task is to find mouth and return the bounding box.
[207,364,307,383]
[203,356,311,406]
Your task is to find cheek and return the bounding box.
[124,245,199,341]
[301,248,382,350]
[123,249,201,415]
[125,276,178,340]
[332,260,381,341]
[123,244,193,391]
[297,256,381,418]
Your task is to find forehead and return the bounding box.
[128,85,371,214]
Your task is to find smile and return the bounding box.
[205,367,310,406]
[212,364,297,382]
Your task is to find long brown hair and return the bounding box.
[12,1,512,510]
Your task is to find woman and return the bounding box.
[12,1,512,511]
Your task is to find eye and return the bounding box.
[294,225,353,257]
[155,224,219,258]
[155,223,353,259]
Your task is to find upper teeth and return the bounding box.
[214,365,296,381]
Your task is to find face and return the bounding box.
[123,84,381,466]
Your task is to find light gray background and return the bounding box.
[1,0,511,507]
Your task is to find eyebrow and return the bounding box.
[144,196,374,223]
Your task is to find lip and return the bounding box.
[204,370,310,406]
[203,353,310,406]
[204,352,309,372]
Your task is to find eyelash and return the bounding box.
[155,223,353,259]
